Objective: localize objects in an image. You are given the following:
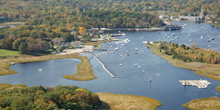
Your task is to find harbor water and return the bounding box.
[0,22,219,110]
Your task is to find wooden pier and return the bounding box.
[179,80,210,88]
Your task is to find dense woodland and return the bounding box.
[0,85,101,110]
[0,0,219,54]
[156,41,220,64]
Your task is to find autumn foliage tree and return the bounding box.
[0,85,101,110]
[79,27,86,35]
[156,41,220,64]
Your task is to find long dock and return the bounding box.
[179,80,210,88]
[92,55,117,78]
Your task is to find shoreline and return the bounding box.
[0,84,162,110]
[146,42,220,81]
[100,25,182,33]
[96,92,162,110]
[0,40,109,81]
[172,20,220,28]
[183,97,220,110]
[0,53,96,81]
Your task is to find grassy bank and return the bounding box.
[96,92,162,110]
[84,40,106,45]
[183,97,220,110]
[0,53,96,81]
[63,56,96,81]
[217,86,220,92]
[146,43,220,81]
[0,83,27,90]
[0,49,19,56]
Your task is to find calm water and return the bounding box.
[0,22,220,110]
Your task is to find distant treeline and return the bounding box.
[0,85,101,110]
[0,0,219,19]
[156,41,220,64]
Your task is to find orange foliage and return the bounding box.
[79,27,86,35]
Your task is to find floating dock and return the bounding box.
[179,80,210,88]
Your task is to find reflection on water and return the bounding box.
[0,22,219,110]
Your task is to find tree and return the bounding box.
[79,27,86,35]
[63,33,73,42]
[0,38,14,50]
[18,42,27,54]
[12,39,20,50]
[52,38,64,47]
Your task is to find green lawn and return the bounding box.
[0,49,19,56]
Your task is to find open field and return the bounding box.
[0,49,19,56]
[146,43,220,81]
[96,92,162,110]
[183,97,220,110]
[0,53,96,81]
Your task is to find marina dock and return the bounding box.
[179,80,210,88]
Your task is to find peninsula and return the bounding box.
[146,41,220,81]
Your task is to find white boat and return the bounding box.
[188,34,190,37]
[135,48,138,51]
[134,63,138,66]
[38,68,43,71]
[200,36,203,39]
[119,63,122,66]
[148,78,152,82]
[137,65,141,68]
[114,48,118,51]
[142,70,145,73]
